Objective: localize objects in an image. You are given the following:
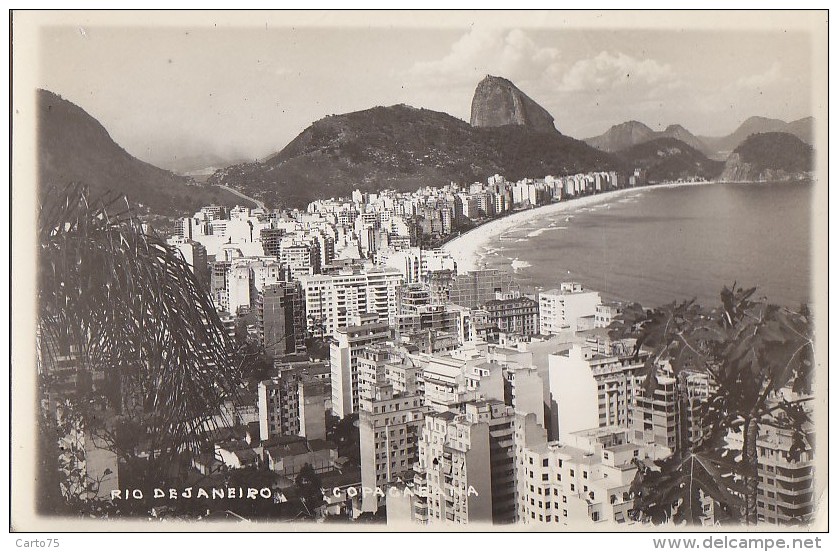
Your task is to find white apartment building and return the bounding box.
[226,256,284,315]
[538,282,601,334]
[414,400,517,525]
[506,364,545,428]
[417,354,504,413]
[514,414,641,526]
[381,247,457,284]
[329,317,391,418]
[300,267,403,337]
[359,371,427,513]
[548,339,645,441]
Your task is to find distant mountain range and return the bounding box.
[585,116,814,160]
[36,77,815,216]
[585,121,711,155]
[36,89,253,216]
[207,103,617,208]
[699,116,814,159]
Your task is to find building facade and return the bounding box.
[538,282,601,334]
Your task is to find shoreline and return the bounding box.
[441,180,719,274]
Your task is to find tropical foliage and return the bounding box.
[37,184,241,508]
[610,284,815,525]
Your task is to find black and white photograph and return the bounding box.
[9,9,829,536]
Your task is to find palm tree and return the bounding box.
[37,184,241,510]
[611,285,814,525]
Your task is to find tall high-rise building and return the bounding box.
[281,242,320,280]
[395,284,458,339]
[548,339,645,441]
[506,364,546,427]
[447,269,517,309]
[538,282,601,334]
[726,391,815,526]
[358,349,427,513]
[329,315,391,418]
[413,400,517,525]
[211,260,232,311]
[382,247,457,284]
[514,414,641,526]
[257,364,327,442]
[260,227,285,258]
[226,256,285,316]
[167,236,209,286]
[299,267,403,337]
[630,368,711,453]
[257,282,305,358]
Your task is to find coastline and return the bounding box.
[442,180,719,274]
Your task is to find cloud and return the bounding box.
[558,51,679,96]
[406,27,561,87]
[735,61,782,88]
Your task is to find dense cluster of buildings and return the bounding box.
[42,171,814,526]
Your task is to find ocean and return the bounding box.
[479,181,814,308]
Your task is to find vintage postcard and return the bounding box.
[9,10,829,535]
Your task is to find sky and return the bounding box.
[35,14,818,173]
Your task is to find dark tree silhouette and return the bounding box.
[610,284,814,525]
[37,184,242,511]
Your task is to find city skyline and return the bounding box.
[13,9,826,534]
[33,11,818,172]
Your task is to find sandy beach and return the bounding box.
[442,180,718,273]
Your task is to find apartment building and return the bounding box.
[414,400,517,525]
[447,269,517,309]
[256,282,305,358]
[514,414,640,526]
[484,295,539,336]
[226,256,285,315]
[548,338,646,441]
[538,282,601,334]
[257,365,328,442]
[300,267,403,337]
[358,354,428,513]
[329,316,392,418]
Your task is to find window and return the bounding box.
[583,471,588,479]
[570,469,575,477]
[542,459,549,467]
[542,474,549,481]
